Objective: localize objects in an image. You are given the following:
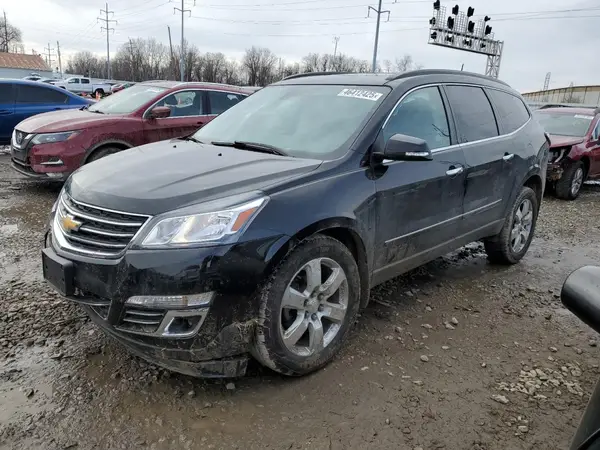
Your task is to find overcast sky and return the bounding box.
[4,0,598,92]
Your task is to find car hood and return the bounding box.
[16,109,121,133]
[66,140,322,215]
[548,134,584,149]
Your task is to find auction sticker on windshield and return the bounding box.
[574,115,594,120]
[337,88,383,102]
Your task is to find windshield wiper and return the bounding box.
[181,136,205,144]
[211,140,288,156]
[88,109,104,114]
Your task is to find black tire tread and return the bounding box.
[484,186,538,265]
[88,146,120,162]
[555,160,584,200]
[252,234,360,376]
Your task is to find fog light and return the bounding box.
[126,292,215,309]
[40,157,64,166]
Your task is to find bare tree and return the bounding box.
[243,46,277,86]
[66,51,103,77]
[0,15,22,53]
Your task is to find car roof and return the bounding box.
[274,69,511,89]
[139,80,246,92]
[0,78,90,100]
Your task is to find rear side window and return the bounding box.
[0,84,14,103]
[445,85,498,143]
[17,85,68,104]
[208,91,245,115]
[487,89,530,134]
[81,79,90,84]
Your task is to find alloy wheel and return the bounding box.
[279,257,349,357]
[571,167,584,196]
[510,198,533,253]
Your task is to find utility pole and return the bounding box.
[98,3,116,80]
[367,0,390,72]
[174,0,194,82]
[128,38,135,81]
[56,41,63,78]
[167,26,175,80]
[333,36,340,58]
[44,42,55,69]
[3,11,8,52]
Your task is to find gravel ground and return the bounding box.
[2,151,600,450]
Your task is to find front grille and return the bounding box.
[55,194,151,257]
[118,306,165,334]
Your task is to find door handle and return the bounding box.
[503,153,515,161]
[446,166,464,176]
[0,110,11,115]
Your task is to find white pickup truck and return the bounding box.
[53,77,112,97]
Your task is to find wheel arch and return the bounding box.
[83,140,133,163]
[522,173,543,207]
[265,217,371,309]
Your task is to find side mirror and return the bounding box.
[380,134,433,162]
[148,106,171,119]
[561,265,600,335]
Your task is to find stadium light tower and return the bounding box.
[427,3,504,78]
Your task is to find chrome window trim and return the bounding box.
[593,120,600,141]
[380,82,532,166]
[384,199,502,244]
[142,88,247,120]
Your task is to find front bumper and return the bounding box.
[10,135,85,179]
[43,229,287,378]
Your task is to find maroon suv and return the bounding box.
[534,106,600,200]
[10,81,249,180]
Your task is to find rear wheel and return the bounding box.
[555,161,584,200]
[87,146,120,162]
[252,234,360,376]
[484,186,538,265]
[93,89,105,98]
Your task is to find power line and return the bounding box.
[98,2,117,79]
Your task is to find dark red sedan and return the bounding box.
[534,106,600,200]
[10,81,249,180]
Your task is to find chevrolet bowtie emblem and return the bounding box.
[62,215,82,232]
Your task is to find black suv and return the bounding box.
[42,70,548,378]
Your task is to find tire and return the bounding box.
[87,146,120,162]
[93,89,105,97]
[555,161,584,200]
[252,234,361,376]
[484,186,538,265]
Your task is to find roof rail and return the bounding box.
[283,71,354,80]
[538,103,599,111]
[385,69,510,87]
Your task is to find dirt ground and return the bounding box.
[1,150,600,450]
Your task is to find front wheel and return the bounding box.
[484,186,539,265]
[252,234,360,376]
[555,161,584,200]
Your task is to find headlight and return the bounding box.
[32,131,79,145]
[141,196,267,247]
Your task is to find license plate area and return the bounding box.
[42,248,75,296]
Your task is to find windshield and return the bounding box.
[533,111,594,137]
[88,85,167,115]
[193,84,390,159]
